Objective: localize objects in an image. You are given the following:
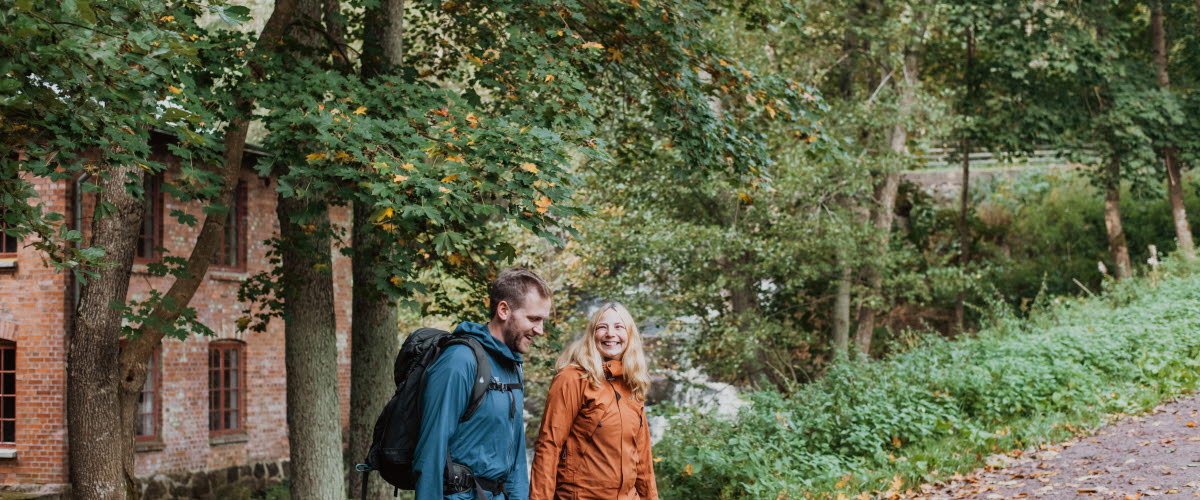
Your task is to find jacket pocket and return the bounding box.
[572,403,607,440]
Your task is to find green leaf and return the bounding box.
[215,5,251,25]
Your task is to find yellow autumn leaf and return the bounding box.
[389,276,403,286]
[446,253,466,266]
[353,106,367,115]
[438,186,451,193]
[892,435,902,447]
[717,59,728,67]
[446,154,465,163]
[521,162,539,173]
[888,474,903,492]
[652,457,662,463]
[544,74,556,82]
[159,15,175,22]
[737,192,753,204]
[392,174,408,183]
[334,150,352,162]
[466,113,479,128]
[374,207,394,223]
[683,464,693,476]
[581,41,604,49]
[167,85,182,94]
[765,104,777,119]
[441,174,459,182]
[401,162,416,171]
[835,474,851,489]
[535,195,552,213]
[739,69,752,78]
[306,153,326,162]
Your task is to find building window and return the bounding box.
[0,342,14,443]
[135,348,161,441]
[208,341,244,434]
[0,207,17,258]
[136,174,164,261]
[214,183,247,270]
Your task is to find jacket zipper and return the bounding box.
[607,379,625,490]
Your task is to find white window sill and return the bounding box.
[0,448,17,458]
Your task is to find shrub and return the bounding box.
[653,271,1200,498]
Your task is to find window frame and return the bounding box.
[0,341,15,444]
[135,173,166,263]
[212,182,248,272]
[207,340,246,436]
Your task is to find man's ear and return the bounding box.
[495,300,511,321]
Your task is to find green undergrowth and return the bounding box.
[653,265,1200,499]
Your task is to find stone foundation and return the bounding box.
[138,459,289,500]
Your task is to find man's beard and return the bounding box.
[502,323,524,354]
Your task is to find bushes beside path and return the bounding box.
[654,268,1200,499]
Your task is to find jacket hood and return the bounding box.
[453,321,523,364]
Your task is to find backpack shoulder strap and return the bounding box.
[446,336,491,423]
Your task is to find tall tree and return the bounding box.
[348,1,403,498]
[1151,0,1195,260]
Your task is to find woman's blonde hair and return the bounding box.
[555,302,651,402]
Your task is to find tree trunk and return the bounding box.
[346,203,399,499]
[350,3,404,497]
[955,136,970,330]
[832,253,851,358]
[1152,1,1196,260]
[1104,156,1133,279]
[68,164,145,500]
[281,1,344,497]
[277,198,345,500]
[955,25,975,332]
[853,49,917,356]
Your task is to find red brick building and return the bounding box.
[0,138,354,498]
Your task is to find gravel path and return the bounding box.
[914,393,1200,499]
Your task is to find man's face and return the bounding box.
[499,290,552,355]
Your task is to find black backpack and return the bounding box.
[357,328,517,497]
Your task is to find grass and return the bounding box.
[652,262,1200,499]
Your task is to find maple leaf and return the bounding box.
[446,253,466,266]
[683,464,693,476]
[401,162,416,171]
[306,153,326,162]
[431,107,450,117]
[392,174,408,183]
[544,74,556,82]
[441,174,459,182]
[581,41,604,49]
[167,85,182,94]
[446,155,465,163]
[535,195,552,213]
[389,276,403,287]
[737,192,753,204]
[466,113,479,128]
[439,186,451,193]
[521,162,539,173]
[836,474,852,489]
[353,106,367,115]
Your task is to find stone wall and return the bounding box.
[138,459,290,500]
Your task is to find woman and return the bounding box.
[530,303,658,500]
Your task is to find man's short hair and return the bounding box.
[489,268,551,318]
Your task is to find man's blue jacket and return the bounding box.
[413,321,529,500]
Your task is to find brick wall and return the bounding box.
[0,144,354,489]
[0,175,71,485]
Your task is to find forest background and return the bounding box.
[4,0,1200,498]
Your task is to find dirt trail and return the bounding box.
[915,392,1200,499]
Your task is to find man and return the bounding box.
[413,268,553,499]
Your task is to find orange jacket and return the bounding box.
[531,361,658,500]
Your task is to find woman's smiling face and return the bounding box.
[592,307,628,360]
